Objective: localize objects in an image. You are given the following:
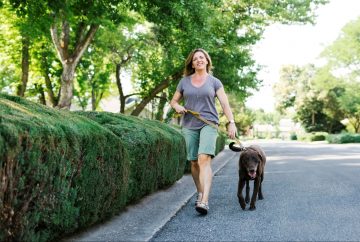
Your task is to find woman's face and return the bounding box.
[192,51,208,72]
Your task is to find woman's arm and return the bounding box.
[170,90,187,114]
[216,87,237,139]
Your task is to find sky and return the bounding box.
[246,0,360,112]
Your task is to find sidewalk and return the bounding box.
[65,148,238,242]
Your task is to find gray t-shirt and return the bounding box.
[176,75,223,129]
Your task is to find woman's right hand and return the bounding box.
[174,104,187,114]
[170,91,186,114]
[227,122,237,140]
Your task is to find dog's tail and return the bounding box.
[229,142,246,152]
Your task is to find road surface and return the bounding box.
[151,140,360,241]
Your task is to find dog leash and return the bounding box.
[175,109,246,150]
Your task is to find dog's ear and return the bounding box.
[229,142,243,152]
[257,152,265,162]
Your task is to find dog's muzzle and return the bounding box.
[248,171,257,180]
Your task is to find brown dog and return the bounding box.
[229,142,266,211]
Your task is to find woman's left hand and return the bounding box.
[228,123,237,140]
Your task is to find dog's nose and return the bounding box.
[249,169,255,174]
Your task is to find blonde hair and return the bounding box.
[183,48,213,76]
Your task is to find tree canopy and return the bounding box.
[273,16,360,133]
[0,0,327,114]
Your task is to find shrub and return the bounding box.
[310,132,328,141]
[327,133,360,144]
[0,94,129,242]
[75,112,187,203]
[290,133,297,140]
[298,132,328,142]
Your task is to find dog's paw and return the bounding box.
[249,204,256,211]
[239,201,246,210]
[258,195,264,200]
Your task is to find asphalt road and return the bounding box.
[151,140,360,241]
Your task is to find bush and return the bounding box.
[0,94,187,242]
[298,132,328,142]
[75,111,186,203]
[290,133,297,140]
[0,94,129,242]
[327,133,360,144]
[310,132,328,141]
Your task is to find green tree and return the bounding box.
[2,0,327,113]
[274,65,322,132]
[0,6,21,93]
[322,16,360,76]
[274,64,316,114]
[274,64,346,133]
[94,17,154,113]
[8,0,132,109]
[295,92,345,133]
[253,109,282,126]
[1,2,56,98]
[129,0,327,117]
[311,66,346,132]
[338,82,360,133]
[73,48,113,111]
[321,17,360,132]
[32,39,62,107]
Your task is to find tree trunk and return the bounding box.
[51,21,99,109]
[130,70,182,116]
[57,63,76,109]
[90,77,96,111]
[155,92,167,121]
[41,52,58,106]
[17,36,30,97]
[116,64,126,113]
[114,46,133,113]
[351,115,360,133]
[35,84,46,105]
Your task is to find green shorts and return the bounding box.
[181,125,218,161]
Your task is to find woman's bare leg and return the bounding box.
[197,154,212,203]
[191,160,202,193]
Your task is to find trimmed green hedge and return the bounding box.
[0,94,187,242]
[76,111,186,203]
[0,94,129,242]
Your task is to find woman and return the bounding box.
[170,48,237,215]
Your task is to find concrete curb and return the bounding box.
[66,148,237,242]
